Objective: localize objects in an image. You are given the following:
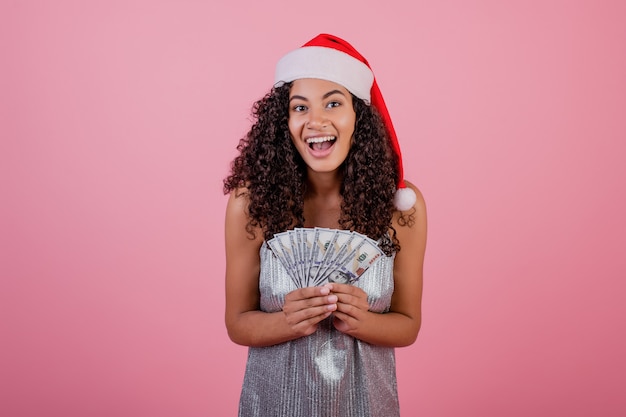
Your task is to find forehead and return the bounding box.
[289,78,352,99]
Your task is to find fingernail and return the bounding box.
[328,295,338,303]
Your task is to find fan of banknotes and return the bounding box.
[267,227,384,288]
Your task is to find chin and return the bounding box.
[307,160,345,174]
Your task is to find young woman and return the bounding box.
[224,34,427,417]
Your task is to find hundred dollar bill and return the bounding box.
[301,228,318,286]
[297,228,313,285]
[309,227,339,285]
[315,230,363,284]
[273,231,301,285]
[329,237,384,284]
[288,229,304,286]
[321,232,365,283]
[267,236,295,286]
[268,228,384,288]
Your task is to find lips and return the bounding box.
[306,135,336,151]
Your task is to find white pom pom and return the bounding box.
[394,187,417,211]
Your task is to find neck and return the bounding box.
[304,171,342,198]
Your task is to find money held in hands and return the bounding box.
[267,228,384,288]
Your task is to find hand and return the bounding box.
[282,284,337,337]
[327,283,370,334]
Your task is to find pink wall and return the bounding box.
[2,1,625,416]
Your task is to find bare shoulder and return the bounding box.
[405,180,426,213]
[224,190,265,338]
[226,187,250,217]
[393,180,426,229]
[387,179,426,338]
[391,180,427,260]
[225,187,264,249]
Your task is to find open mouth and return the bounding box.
[306,135,336,151]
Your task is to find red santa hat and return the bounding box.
[274,33,417,211]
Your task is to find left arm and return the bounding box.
[331,181,427,347]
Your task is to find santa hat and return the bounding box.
[274,33,417,211]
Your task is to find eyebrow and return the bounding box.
[289,89,347,102]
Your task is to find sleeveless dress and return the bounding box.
[238,243,400,417]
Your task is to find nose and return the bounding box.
[305,108,328,129]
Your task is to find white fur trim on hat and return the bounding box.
[274,46,374,103]
[394,187,417,212]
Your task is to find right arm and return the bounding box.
[224,190,338,347]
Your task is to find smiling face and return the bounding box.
[288,78,356,176]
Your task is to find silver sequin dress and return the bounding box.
[238,244,400,417]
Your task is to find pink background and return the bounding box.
[2,1,625,416]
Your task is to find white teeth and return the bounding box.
[306,136,336,144]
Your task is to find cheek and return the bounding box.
[287,118,301,138]
[340,114,356,137]
[287,121,303,149]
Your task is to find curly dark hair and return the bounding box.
[224,83,407,255]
